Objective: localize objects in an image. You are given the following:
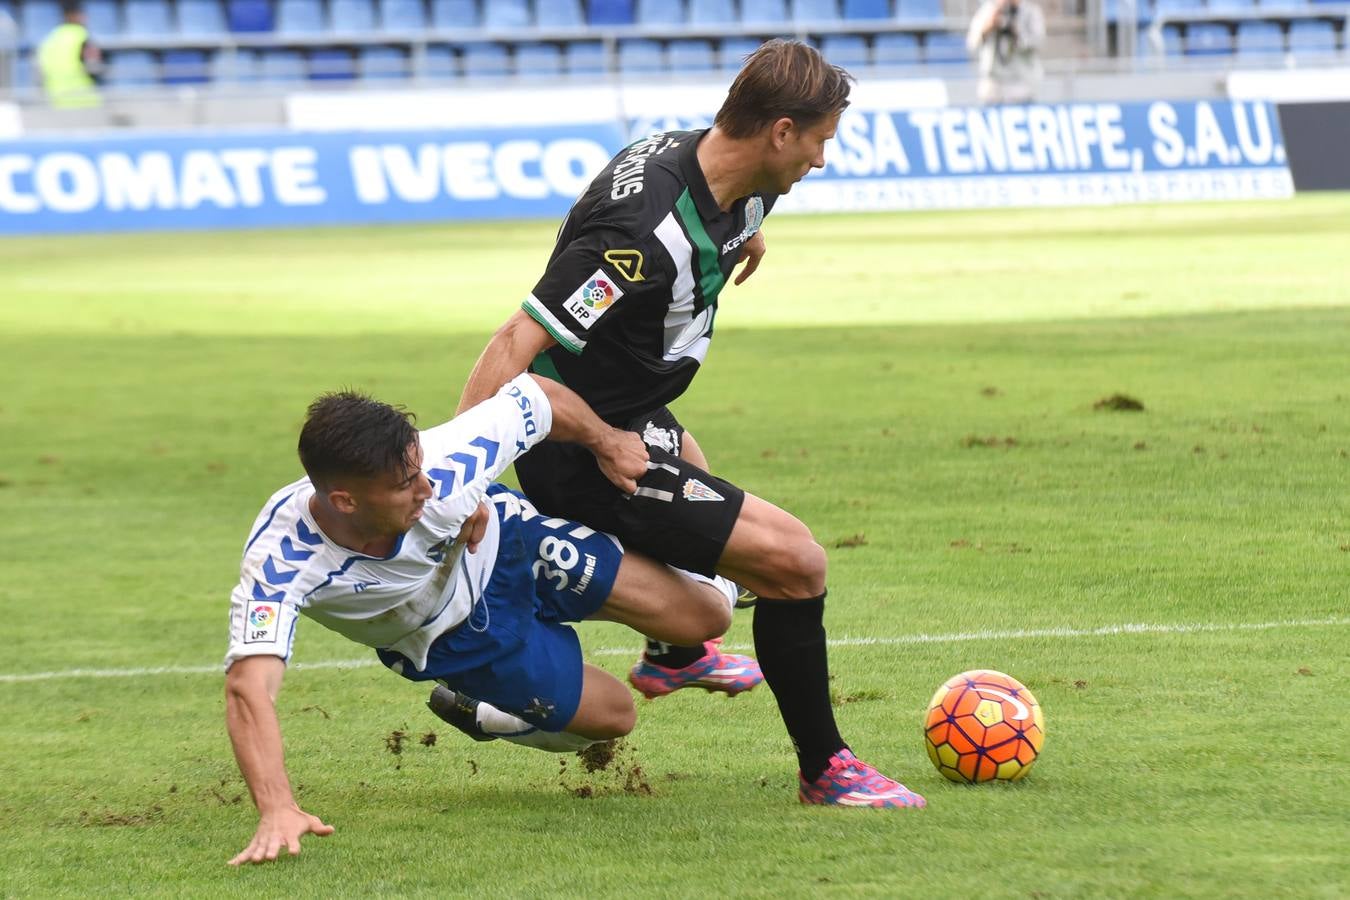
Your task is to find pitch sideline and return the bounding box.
[2,616,1346,685]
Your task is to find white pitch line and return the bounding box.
[2,616,1347,685]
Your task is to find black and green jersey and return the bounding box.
[522,129,775,424]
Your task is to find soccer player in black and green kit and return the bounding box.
[439,40,925,808]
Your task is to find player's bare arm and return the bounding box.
[224,655,333,865]
[457,310,555,413]
[733,230,766,286]
[527,375,648,494]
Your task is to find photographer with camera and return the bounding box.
[965,0,1046,105]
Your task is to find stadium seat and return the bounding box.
[20,1,62,48]
[821,33,869,66]
[1153,0,1203,13]
[536,0,584,27]
[209,46,257,80]
[178,0,226,34]
[1140,22,1184,54]
[516,41,562,74]
[741,0,787,21]
[720,35,761,69]
[1256,0,1306,9]
[15,52,36,89]
[1206,0,1254,10]
[104,49,158,85]
[162,48,210,82]
[330,0,376,31]
[83,0,121,36]
[841,0,890,17]
[483,0,530,27]
[275,0,325,33]
[358,45,405,77]
[1287,18,1337,53]
[873,30,920,64]
[379,0,426,29]
[258,47,307,80]
[563,38,606,73]
[897,0,943,20]
[792,0,839,19]
[226,0,273,31]
[461,41,510,76]
[619,37,664,72]
[1185,21,1232,54]
[421,43,457,76]
[306,46,351,77]
[430,0,477,28]
[123,0,174,35]
[668,38,715,70]
[1234,20,1284,55]
[635,0,684,25]
[923,30,967,63]
[689,0,735,24]
[586,0,634,24]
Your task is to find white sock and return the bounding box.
[476,702,595,753]
[672,567,739,613]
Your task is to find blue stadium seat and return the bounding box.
[720,35,761,69]
[258,47,307,79]
[358,45,405,77]
[104,49,158,84]
[689,0,735,23]
[461,41,510,75]
[793,0,839,20]
[483,0,529,27]
[923,30,967,63]
[897,0,943,20]
[1139,23,1183,54]
[379,0,425,29]
[331,0,375,31]
[123,0,173,35]
[668,37,715,70]
[821,33,869,66]
[563,38,606,73]
[1287,18,1336,52]
[308,46,353,77]
[1185,21,1232,54]
[1234,19,1284,55]
[178,0,226,34]
[1205,0,1254,10]
[20,1,62,48]
[742,0,787,21]
[586,0,634,24]
[275,0,325,33]
[516,41,562,74]
[422,43,457,76]
[1154,0,1203,13]
[536,0,584,26]
[635,0,684,25]
[84,0,121,36]
[210,47,260,80]
[162,48,209,82]
[1257,0,1305,9]
[431,0,477,28]
[227,0,273,31]
[841,0,889,17]
[15,52,36,89]
[619,37,664,72]
[873,30,920,64]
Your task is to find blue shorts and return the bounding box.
[378,486,624,732]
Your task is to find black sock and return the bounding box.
[643,640,707,669]
[752,593,847,783]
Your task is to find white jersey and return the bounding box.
[223,375,553,673]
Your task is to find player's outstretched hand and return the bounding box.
[228,805,334,866]
[596,428,649,495]
[733,231,766,285]
[456,501,491,553]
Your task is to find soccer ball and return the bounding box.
[924,669,1045,783]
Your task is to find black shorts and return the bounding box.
[515,407,745,577]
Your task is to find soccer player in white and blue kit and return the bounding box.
[224,374,737,865]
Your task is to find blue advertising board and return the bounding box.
[0,100,1291,235]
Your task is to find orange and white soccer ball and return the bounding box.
[924,670,1045,783]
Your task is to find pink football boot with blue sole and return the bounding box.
[628,638,762,699]
[799,749,927,809]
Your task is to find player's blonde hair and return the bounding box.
[713,39,853,140]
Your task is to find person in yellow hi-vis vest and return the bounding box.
[38,1,104,109]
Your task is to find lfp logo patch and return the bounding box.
[249,604,277,628]
[563,268,625,330]
[245,601,280,643]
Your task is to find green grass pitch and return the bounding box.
[2,196,1348,898]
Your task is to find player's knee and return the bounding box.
[597,697,636,738]
[760,534,827,599]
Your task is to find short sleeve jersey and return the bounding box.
[223,375,552,673]
[522,129,776,424]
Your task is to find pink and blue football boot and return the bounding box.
[628,638,762,699]
[799,749,927,809]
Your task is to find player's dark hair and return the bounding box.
[60,0,84,15]
[714,39,853,140]
[298,391,418,489]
